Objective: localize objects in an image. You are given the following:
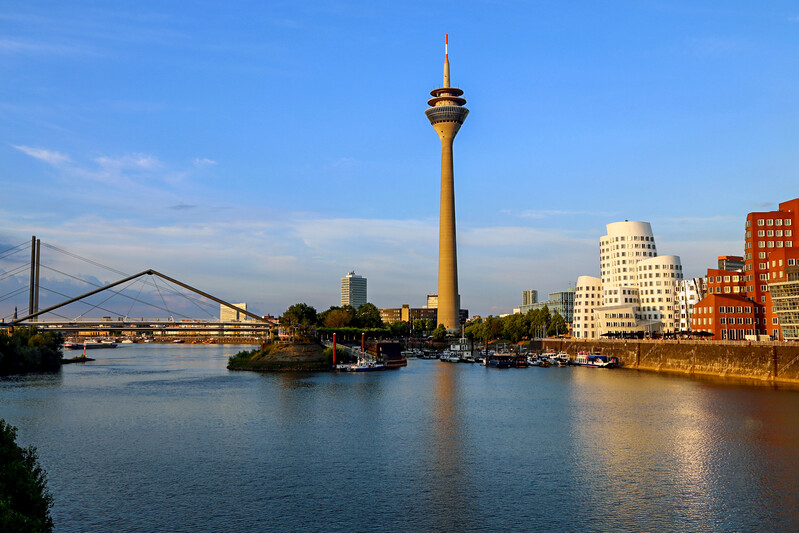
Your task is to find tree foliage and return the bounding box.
[0,328,63,376]
[0,419,54,533]
[354,303,383,329]
[431,324,448,341]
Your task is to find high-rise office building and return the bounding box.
[220,303,247,322]
[426,34,468,331]
[522,290,538,306]
[341,271,367,309]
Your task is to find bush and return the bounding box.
[0,419,54,532]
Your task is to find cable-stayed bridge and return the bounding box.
[0,236,272,337]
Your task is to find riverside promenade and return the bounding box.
[535,338,799,384]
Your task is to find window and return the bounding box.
[767,219,774,226]
[787,230,792,237]
[759,252,767,259]
[776,219,783,226]
[758,230,765,237]
[758,219,765,226]
[776,230,783,237]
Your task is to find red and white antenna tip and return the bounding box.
[445,33,449,60]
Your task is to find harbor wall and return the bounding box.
[532,339,799,384]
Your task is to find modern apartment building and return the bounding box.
[341,271,367,309]
[573,220,684,338]
[676,277,706,331]
[692,198,799,341]
[573,276,602,339]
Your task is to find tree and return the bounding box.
[280,303,317,339]
[354,303,383,329]
[0,419,54,532]
[548,312,568,336]
[388,321,410,338]
[432,324,447,341]
[323,308,354,328]
[412,319,427,336]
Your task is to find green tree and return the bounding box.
[412,319,426,336]
[502,313,526,343]
[354,303,383,329]
[432,324,447,341]
[388,321,410,338]
[323,308,354,328]
[0,419,54,532]
[280,303,318,339]
[548,312,568,336]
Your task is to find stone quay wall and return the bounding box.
[530,339,799,384]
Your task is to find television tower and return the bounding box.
[425,34,468,331]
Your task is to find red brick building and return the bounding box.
[691,294,756,340]
[693,198,799,340]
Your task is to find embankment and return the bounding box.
[531,339,799,384]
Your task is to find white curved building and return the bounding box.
[574,220,683,338]
[573,276,602,339]
[636,255,683,332]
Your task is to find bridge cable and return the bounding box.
[0,241,31,262]
[37,265,196,320]
[151,276,174,320]
[124,278,147,320]
[41,242,221,315]
[0,263,32,283]
[40,284,135,321]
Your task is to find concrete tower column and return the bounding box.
[425,35,468,331]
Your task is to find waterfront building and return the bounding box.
[767,248,799,340]
[522,290,538,306]
[573,276,602,339]
[573,220,684,338]
[519,289,575,324]
[377,305,467,326]
[676,277,706,331]
[220,303,247,322]
[691,294,756,341]
[718,255,744,271]
[426,34,468,332]
[341,271,367,309]
[692,198,799,341]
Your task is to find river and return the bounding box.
[1,344,798,532]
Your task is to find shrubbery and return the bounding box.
[0,328,63,376]
[0,419,54,533]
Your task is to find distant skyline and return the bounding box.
[3,1,799,318]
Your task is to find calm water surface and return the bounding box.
[1,344,798,532]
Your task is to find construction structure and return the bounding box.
[426,34,468,331]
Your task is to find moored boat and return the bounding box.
[575,352,618,368]
[487,353,514,368]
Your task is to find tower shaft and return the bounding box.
[437,130,458,331]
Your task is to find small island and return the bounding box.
[227,342,339,372]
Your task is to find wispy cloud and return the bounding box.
[169,204,197,211]
[192,157,217,167]
[504,209,617,219]
[13,145,72,165]
[0,38,94,56]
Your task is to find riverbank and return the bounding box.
[535,338,799,384]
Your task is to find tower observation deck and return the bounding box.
[426,34,468,332]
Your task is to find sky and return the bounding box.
[2,0,799,319]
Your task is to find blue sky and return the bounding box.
[2,1,799,319]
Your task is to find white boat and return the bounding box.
[447,338,479,362]
[439,350,460,363]
[575,352,618,368]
